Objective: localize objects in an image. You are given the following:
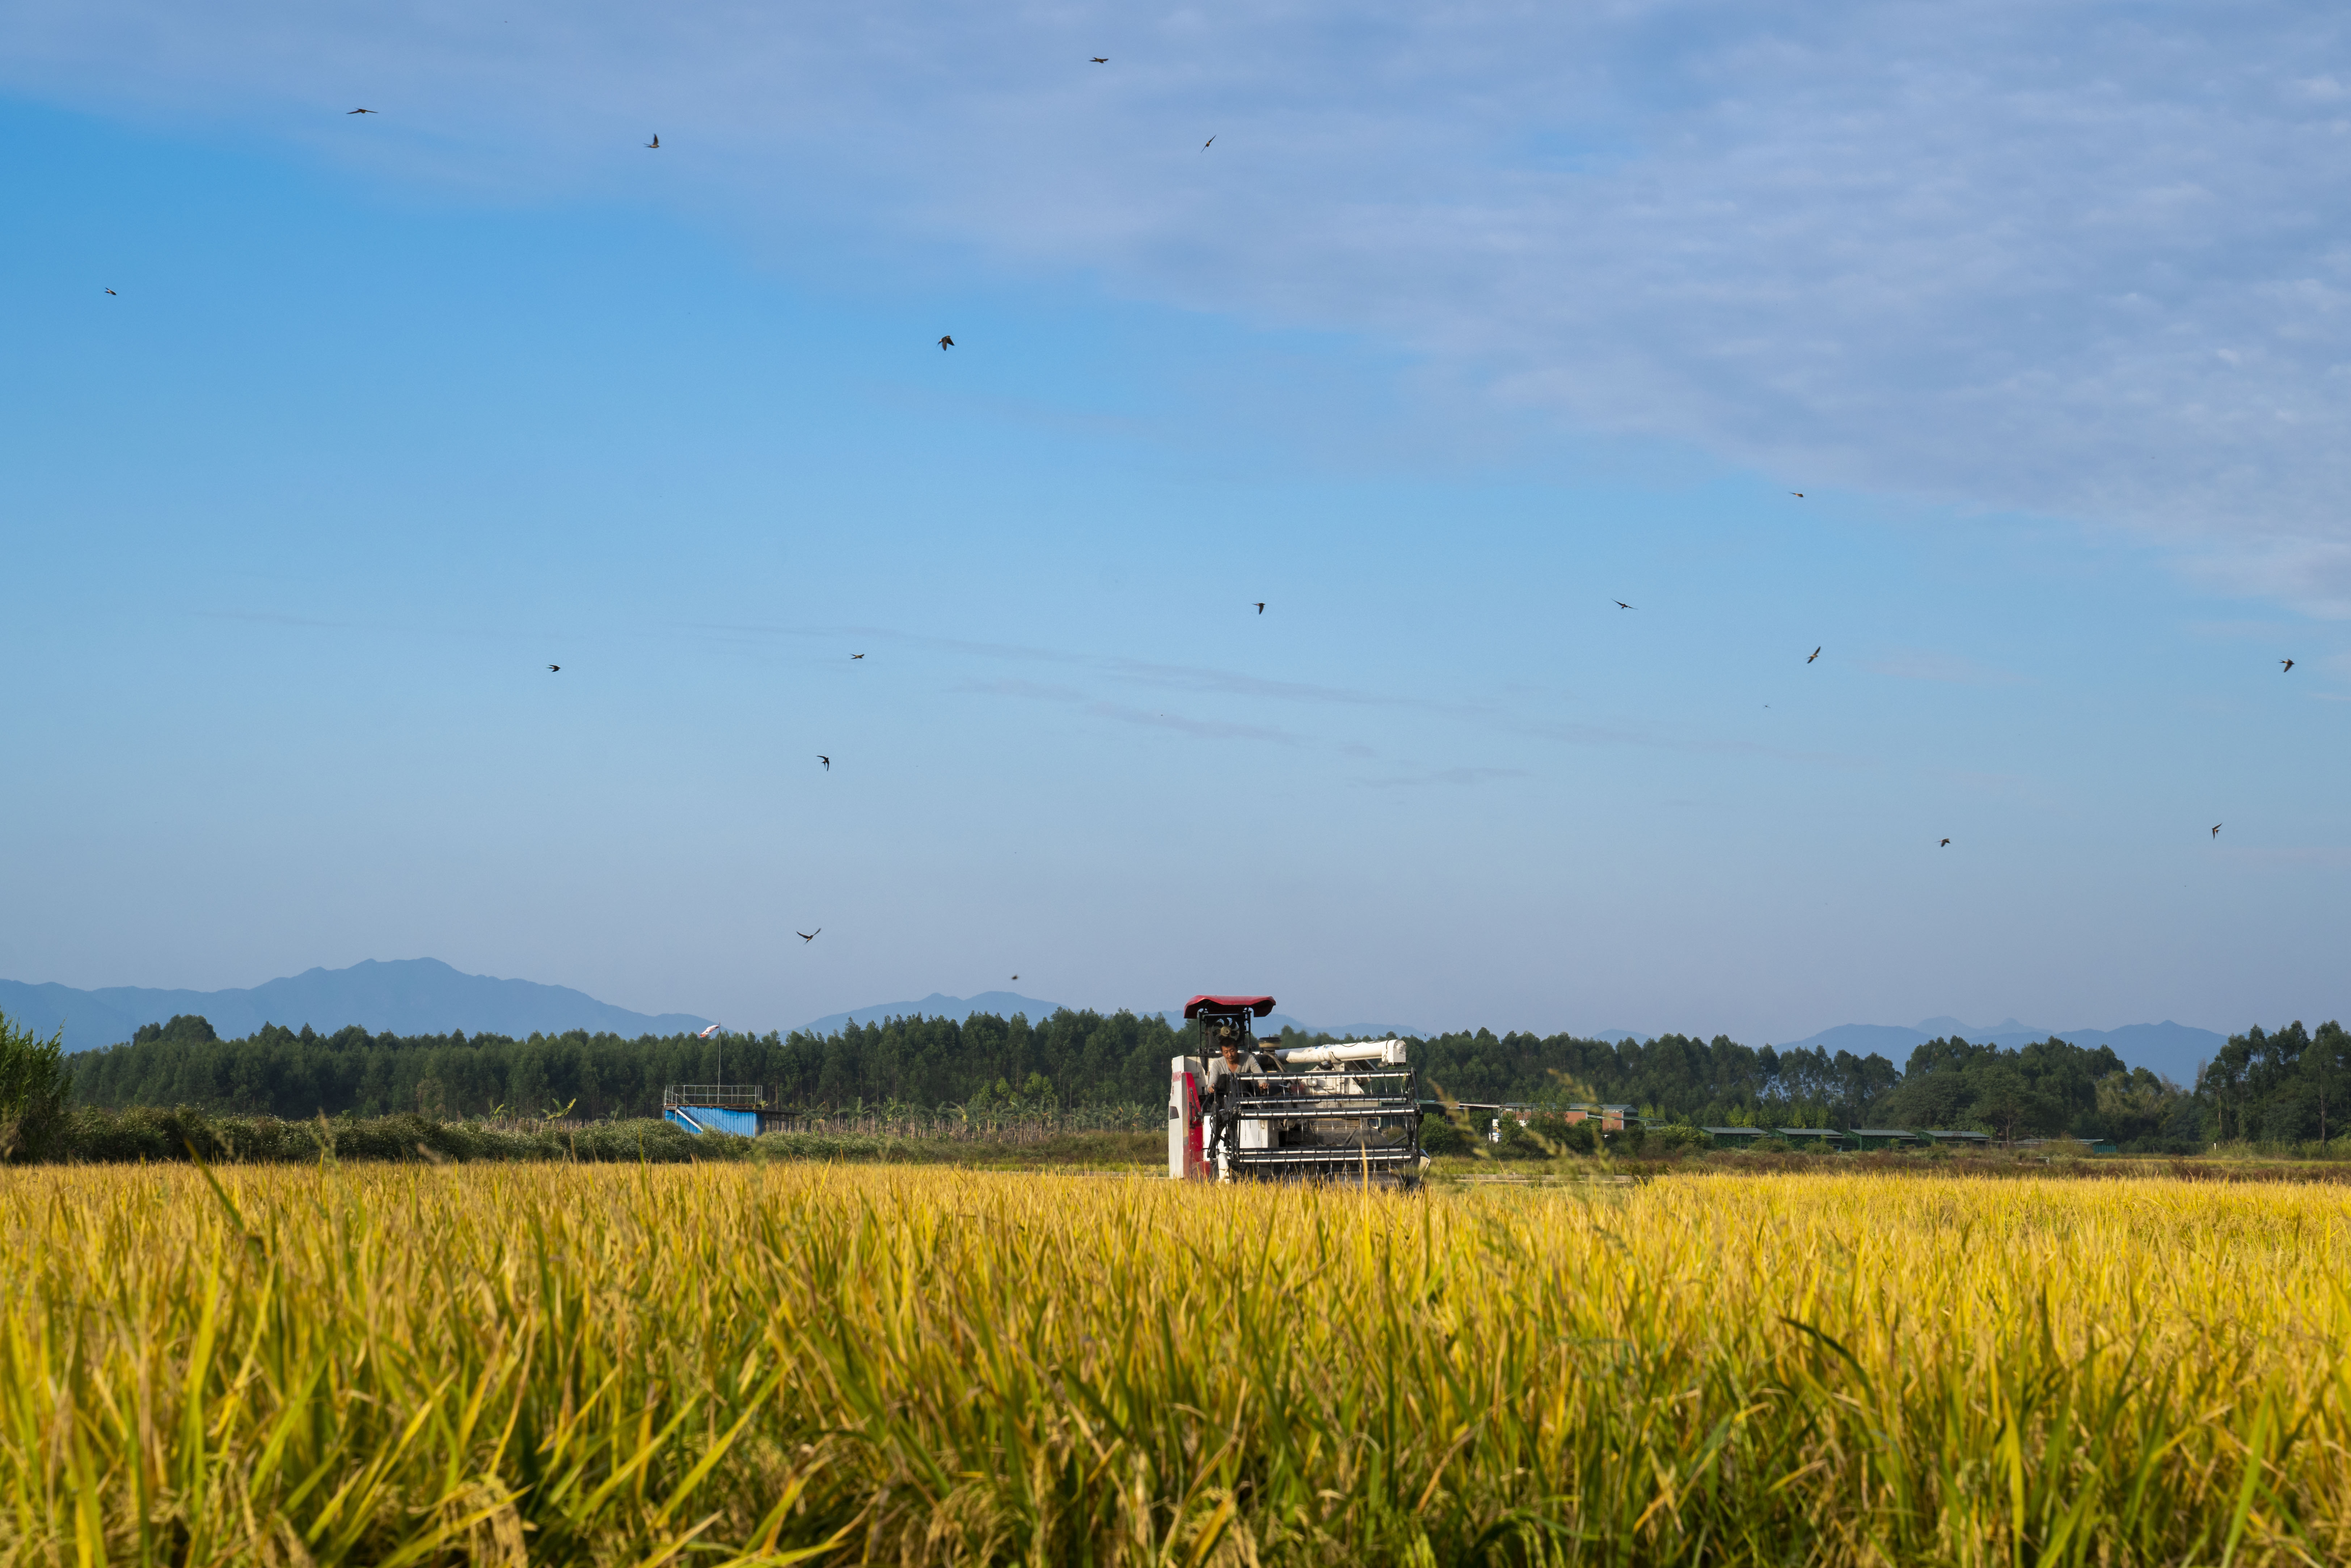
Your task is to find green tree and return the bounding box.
[2305,1022,2351,1145]
[2095,1067,2187,1146]
[0,1010,72,1160]
[132,1014,219,1048]
[1972,1064,2050,1145]
[2195,1022,2351,1145]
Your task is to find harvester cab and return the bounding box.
[1169,994,1423,1187]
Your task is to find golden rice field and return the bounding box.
[3,1166,2348,1567]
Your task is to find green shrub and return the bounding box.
[1491,1118,1550,1161]
[0,1013,72,1161]
[1525,1115,1597,1155]
[755,1132,901,1161]
[1418,1113,1473,1157]
[1644,1123,1708,1154]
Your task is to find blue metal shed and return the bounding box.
[663,1084,766,1136]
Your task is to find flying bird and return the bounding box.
[1790,492,1804,498]
[938,334,954,350]
[104,288,117,296]
[1203,136,1215,149]
[697,1023,721,1039]
[818,755,830,770]
[797,929,820,943]
[347,107,377,114]
[2281,658,2295,672]
[1614,600,1634,610]
[1807,647,1820,663]
[1939,838,1950,847]
[546,664,560,672]
[645,134,659,148]
[1010,974,1018,980]
[1090,56,1107,63]
[2212,824,2222,838]
[1254,602,1265,614]
[851,652,865,659]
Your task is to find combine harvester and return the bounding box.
[1169,995,1424,1186]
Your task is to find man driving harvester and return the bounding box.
[1166,996,1279,1178]
[1203,1011,1282,1163]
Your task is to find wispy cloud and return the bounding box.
[745,617,1870,765]
[1100,656,1476,715]
[1858,649,2030,686]
[2184,618,2309,642]
[1507,715,1865,769]
[954,677,1091,704]
[1358,766,1528,789]
[710,621,1466,715]
[2224,846,2351,869]
[192,609,345,628]
[14,0,2348,604]
[958,676,1303,744]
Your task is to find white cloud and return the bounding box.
[12,0,2351,606]
[1357,766,1529,788]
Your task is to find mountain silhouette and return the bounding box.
[1776,1017,2225,1085]
[2,958,712,1053]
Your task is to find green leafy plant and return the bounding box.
[0,1010,71,1161]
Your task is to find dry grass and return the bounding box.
[1,1164,2346,1565]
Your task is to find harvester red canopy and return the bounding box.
[1182,995,1276,1019]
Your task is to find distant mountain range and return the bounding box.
[1774,1018,2227,1086]
[3,960,2233,1086]
[803,992,1069,1035]
[1360,1018,2225,1085]
[3,959,713,1054]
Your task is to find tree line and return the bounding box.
[2196,1020,2351,1144]
[1409,1027,2207,1147]
[59,1008,2340,1151]
[70,1009,1191,1120]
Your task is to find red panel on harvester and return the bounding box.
[1169,1057,1208,1179]
[1182,995,1276,1018]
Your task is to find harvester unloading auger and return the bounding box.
[1168,995,1424,1186]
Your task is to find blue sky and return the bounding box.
[1,0,2346,1042]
